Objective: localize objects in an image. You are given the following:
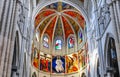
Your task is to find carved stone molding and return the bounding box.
[98,3,111,37]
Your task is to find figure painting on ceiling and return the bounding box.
[40,53,51,72]
[66,53,78,73]
[33,48,39,69]
[52,56,65,73]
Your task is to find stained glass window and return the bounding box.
[43,36,49,48]
[68,36,75,48]
[55,40,62,50]
[78,31,83,44]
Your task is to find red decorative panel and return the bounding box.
[44,16,57,41]
[63,11,85,29]
[62,16,74,39]
[35,9,55,28]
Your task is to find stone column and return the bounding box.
[0,0,11,77]
[0,0,5,23]
[116,0,120,26]
[96,9,106,77]
[2,0,14,76]
[6,0,18,77]
[109,0,120,73]
[112,0,120,43]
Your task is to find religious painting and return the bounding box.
[40,52,51,72]
[43,36,49,48]
[32,48,39,69]
[52,56,65,73]
[68,36,75,48]
[66,53,78,73]
[55,40,62,50]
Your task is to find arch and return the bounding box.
[104,33,114,58]
[32,72,37,77]
[81,73,86,77]
[11,31,20,77]
[96,59,100,77]
[67,34,76,49]
[42,34,50,48]
[104,33,120,77]
[104,33,114,66]
[31,0,89,55]
[54,37,63,50]
[77,28,86,50]
[31,0,89,31]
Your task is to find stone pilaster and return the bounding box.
[0,0,11,77]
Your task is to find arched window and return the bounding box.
[68,36,75,48]
[55,39,62,50]
[43,36,49,48]
[107,38,120,77]
[35,31,40,42]
[78,30,83,44]
[81,73,86,77]
[32,72,37,77]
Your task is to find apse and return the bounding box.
[31,1,87,75]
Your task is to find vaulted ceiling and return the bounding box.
[35,2,85,42]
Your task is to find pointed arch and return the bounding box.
[104,33,120,77]
[42,34,50,48]
[11,31,20,77]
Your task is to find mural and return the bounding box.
[68,36,75,48]
[32,48,39,68]
[66,53,78,73]
[52,56,65,73]
[40,52,51,72]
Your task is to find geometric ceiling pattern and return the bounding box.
[35,2,85,42]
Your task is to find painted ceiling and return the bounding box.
[35,2,85,42]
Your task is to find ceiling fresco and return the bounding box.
[35,2,85,42]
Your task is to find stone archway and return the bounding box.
[32,72,37,77]
[106,37,119,77]
[81,73,86,77]
[11,31,20,77]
